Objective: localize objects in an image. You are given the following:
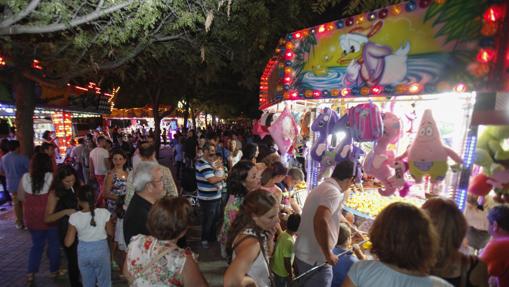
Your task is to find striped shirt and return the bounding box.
[195,158,221,200]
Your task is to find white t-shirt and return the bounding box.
[69,208,110,242]
[89,147,109,175]
[295,178,346,265]
[21,172,53,195]
[348,260,452,287]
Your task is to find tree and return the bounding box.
[0,0,222,154]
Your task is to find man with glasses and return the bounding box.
[123,161,165,245]
[294,160,356,286]
[195,142,225,248]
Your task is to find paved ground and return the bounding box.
[0,146,227,287]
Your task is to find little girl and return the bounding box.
[103,149,129,255]
[65,185,113,287]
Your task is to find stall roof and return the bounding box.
[260,1,508,110]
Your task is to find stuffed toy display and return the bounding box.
[319,113,354,177]
[470,125,509,203]
[364,112,410,196]
[397,109,462,184]
[310,107,340,162]
[268,107,299,155]
[475,126,509,176]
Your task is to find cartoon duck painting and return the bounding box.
[339,21,410,86]
[397,109,462,184]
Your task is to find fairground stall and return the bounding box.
[106,106,184,139]
[0,80,114,157]
[256,0,509,220]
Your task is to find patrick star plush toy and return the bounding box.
[397,109,463,184]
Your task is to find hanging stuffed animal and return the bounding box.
[475,126,509,176]
[310,108,340,162]
[253,112,274,139]
[319,114,353,177]
[397,109,462,184]
[300,111,312,138]
[364,112,410,196]
[268,107,299,155]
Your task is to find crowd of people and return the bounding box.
[0,125,508,287]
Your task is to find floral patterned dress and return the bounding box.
[126,234,190,286]
[219,195,243,258]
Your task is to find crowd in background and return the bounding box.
[0,124,507,287]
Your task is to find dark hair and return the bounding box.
[77,185,97,226]
[8,140,20,151]
[52,165,80,198]
[0,139,10,153]
[227,189,277,258]
[110,149,128,170]
[226,160,255,197]
[261,162,287,186]
[30,153,53,194]
[139,141,155,158]
[96,136,106,142]
[203,142,215,153]
[422,197,467,270]
[147,197,192,240]
[488,205,509,232]
[42,130,52,140]
[369,202,438,273]
[77,138,85,144]
[287,213,301,232]
[337,223,352,246]
[331,160,355,181]
[41,142,55,152]
[241,143,258,161]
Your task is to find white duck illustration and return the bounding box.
[339,21,410,86]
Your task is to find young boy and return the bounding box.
[272,213,301,287]
[331,223,365,287]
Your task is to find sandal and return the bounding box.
[50,269,67,278]
[27,273,34,285]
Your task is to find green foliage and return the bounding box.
[424,0,486,43]
[312,0,404,17]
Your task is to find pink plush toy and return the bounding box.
[397,109,463,183]
[364,112,410,196]
[268,107,299,155]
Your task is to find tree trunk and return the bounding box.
[151,89,162,159]
[14,70,35,157]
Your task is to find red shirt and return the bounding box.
[480,237,509,287]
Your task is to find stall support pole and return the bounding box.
[455,126,478,211]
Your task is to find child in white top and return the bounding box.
[65,185,113,287]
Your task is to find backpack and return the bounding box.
[348,103,383,142]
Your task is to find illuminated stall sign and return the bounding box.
[51,111,73,156]
[261,0,502,107]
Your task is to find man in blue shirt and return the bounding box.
[195,142,225,248]
[0,140,29,229]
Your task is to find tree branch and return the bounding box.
[62,39,151,82]
[0,0,135,35]
[0,0,41,28]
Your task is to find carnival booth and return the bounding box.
[257,0,509,220]
[0,81,113,157]
[106,107,184,138]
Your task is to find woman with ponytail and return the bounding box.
[65,185,113,287]
[224,190,279,287]
[18,152,60,284]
